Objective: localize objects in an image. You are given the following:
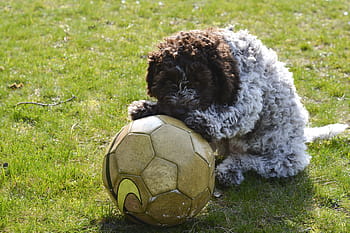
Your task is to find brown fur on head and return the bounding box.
[145,29,240,119]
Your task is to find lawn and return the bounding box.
[0,0,349,232]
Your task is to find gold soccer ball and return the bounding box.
[102,115,215,226]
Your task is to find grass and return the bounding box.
[0,0,349,232]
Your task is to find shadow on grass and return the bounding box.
[95,171,314,232]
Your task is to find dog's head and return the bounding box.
[146,29,240,120]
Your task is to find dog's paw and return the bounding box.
[216,169,244,186]
[128,100,158,120]
[184,114,214,141]
[215,166,244,186]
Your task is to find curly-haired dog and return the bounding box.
[128,28,348,186]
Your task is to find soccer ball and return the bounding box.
[102,115,215,226]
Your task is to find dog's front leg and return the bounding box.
[128,100,160,120]
[184,93,263,141]
[184,105,245,141]
[183,113,221,142]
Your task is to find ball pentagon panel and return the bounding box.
[141,157,177,196]
[150,124,194,165]
[129,115,163,134]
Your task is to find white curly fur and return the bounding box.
[129,28,348,186]
[179,29,307,185]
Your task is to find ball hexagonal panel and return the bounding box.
[191,132,215,167]
[189,188,211,217]
[113,133,154,176]
[108,124,131,153]
[177,153,210,198]
[147,190,192,226]
[142,157,177,196]
[105,174,152,214]
[208,165,215,193]
[119,175,151,213]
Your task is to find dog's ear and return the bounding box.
[215,68,240,105]
[208,42,240,105]
[146,53,159,97]
[146,52,181,99]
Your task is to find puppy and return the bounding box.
[128,28,348,186]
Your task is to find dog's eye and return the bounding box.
[160,68,182,83]
[152,70,179,89]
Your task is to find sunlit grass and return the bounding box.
[0,0,349,232]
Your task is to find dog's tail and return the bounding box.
[304,124,348,143]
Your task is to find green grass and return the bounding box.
[1,0,349,232]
